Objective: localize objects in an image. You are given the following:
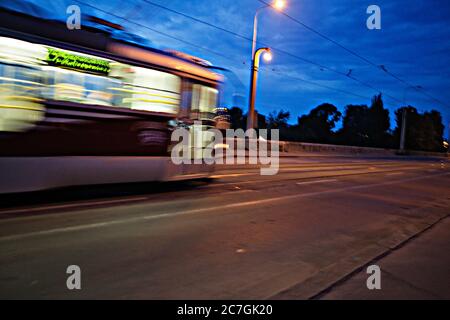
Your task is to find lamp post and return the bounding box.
[251,0,286,59]
[247,0,286,130]
[247,48,272,130]
[399,85,422,153]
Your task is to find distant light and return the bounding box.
[273,0,286,11]
[263,52,273,62]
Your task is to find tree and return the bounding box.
[367,93,391,147]
[297,103,341,143]
[267,110,290,129]
[338,94,392,148]
[424,110,445,151]
[228,107,245,130]
[338,104,371,146]
[394,107,445,152]
[256,113,267,130]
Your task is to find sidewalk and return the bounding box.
[320,217,450,300]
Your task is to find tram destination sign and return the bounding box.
[46,48,110,75]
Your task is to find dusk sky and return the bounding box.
[3,0,450,133]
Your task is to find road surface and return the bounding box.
[0,155,449,299]
[320,217,450,299]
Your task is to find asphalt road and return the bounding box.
[0,155,449,299]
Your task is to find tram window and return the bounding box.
[41,67,116,106]
[0,64,44,132]
[178,81,192,119]
[120,66,181,114]
[40,64,180,112]
[191,84,218,117]
[0,64,42,99]
[84,75,118,106]
[41,68,82,103]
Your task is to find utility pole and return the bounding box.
[399,109,407,153]
[447,122,450,154]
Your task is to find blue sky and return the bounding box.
[3,0,450,134]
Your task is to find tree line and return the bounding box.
[227,94,447,152]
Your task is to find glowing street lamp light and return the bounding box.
[247,48,272,131]
[248,1,286,130]
[263,51,273,62]
[273,0,286,11]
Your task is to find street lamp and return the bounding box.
[399,85,422,153]
[247,0,286,130]
[251,0,286,59]
[247,47,272,130]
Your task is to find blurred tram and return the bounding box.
[0,9,225,193]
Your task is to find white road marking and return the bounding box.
[210,173,254,178]
[0,172,448,243]
[209,167,420,188]
[220,189,255,196]
[385,172,404,176]
[211,164,367,178]
[283,165,368,172]
[0,197,148,215]
[296,179,338,185]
